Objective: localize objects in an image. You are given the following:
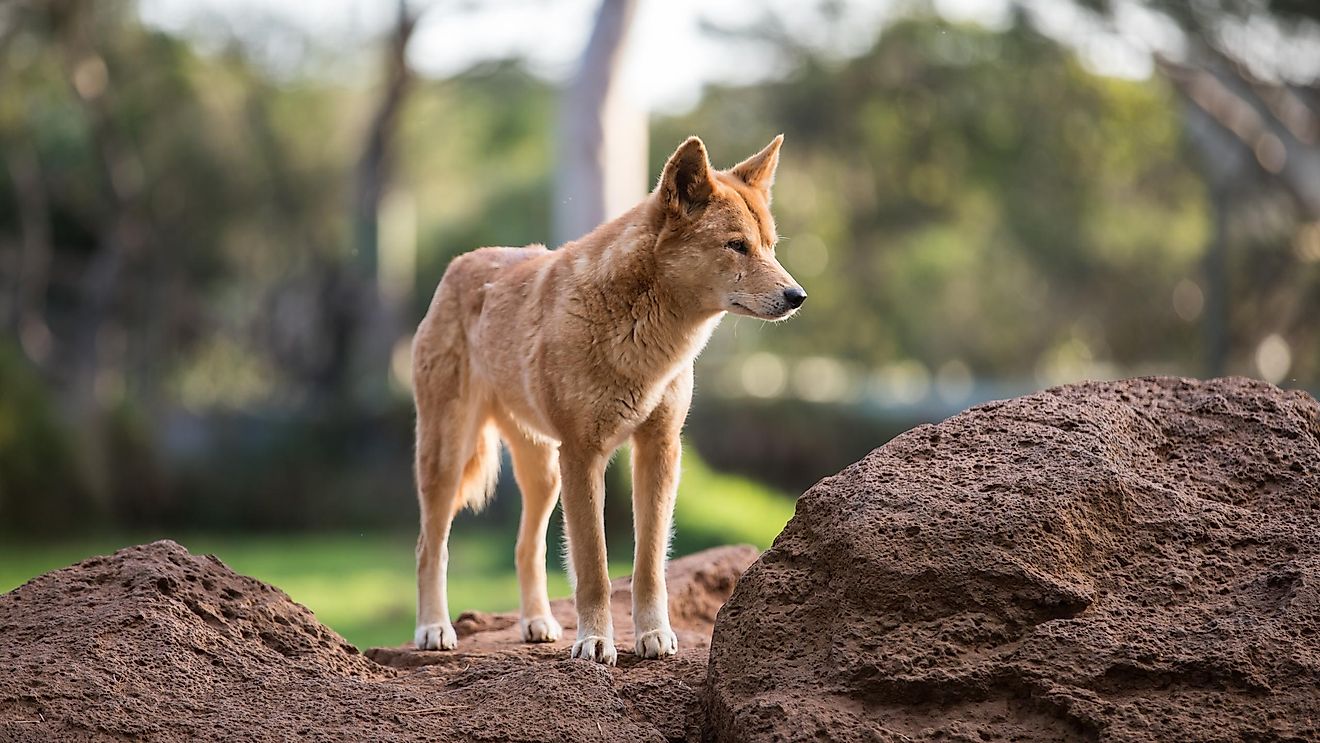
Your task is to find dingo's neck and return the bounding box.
[565,205,723,380]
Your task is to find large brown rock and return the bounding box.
[0,539,757,742]
[706,377,1320,742]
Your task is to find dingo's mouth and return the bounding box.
[729,301,796,322]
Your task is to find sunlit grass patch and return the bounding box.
[673,449,796,551]
[1,532,605,650]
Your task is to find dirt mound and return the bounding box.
[0,539,757,742]
[369,543,758,741]
[706,377,1320,742]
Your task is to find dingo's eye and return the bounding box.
[726,239,749,254]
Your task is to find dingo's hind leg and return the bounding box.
[412,297,499,651]
[413,398,480,651]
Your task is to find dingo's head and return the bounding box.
[654,135,806,321]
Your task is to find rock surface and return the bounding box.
[706,376,1320,742]
[0,539,756,742]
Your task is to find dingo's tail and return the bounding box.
[460,422,500,512]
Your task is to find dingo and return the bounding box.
[411,135,804,664]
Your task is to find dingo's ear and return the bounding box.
[659,136,715,215]
[731,134,783,192]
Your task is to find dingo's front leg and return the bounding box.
[561,451,616,664]
[629,433,679,658]
[628,372,690,659]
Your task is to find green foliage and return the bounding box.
[658,18,1210,378]
[0,344,96,534]
[2,5,1314,544]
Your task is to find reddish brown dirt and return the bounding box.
[0,540,756,742]
[706,376,1320,742]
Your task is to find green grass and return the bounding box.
[0,532,579,650]
[671,449,797,550]
[0,452,796,650]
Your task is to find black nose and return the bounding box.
[783,286,807,309]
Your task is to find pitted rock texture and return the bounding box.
[0,540,757,742]
[706,376,1320,742]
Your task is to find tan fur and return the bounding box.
[412,136,804,663]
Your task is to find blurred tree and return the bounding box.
[554,0,644,247]
[1087,0,1320,46]
[660,17,1209,380]
[1,0,1316,534]
[0,1,378,527]
[350,0,420,406]
[3,132,52,370]
[1,1,195,509]
[1081,0,1320,377]
[0,342,97,534]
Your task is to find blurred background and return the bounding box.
[2,0,1318,648]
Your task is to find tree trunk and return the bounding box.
[349,0,418,407]
[554,0,645,247]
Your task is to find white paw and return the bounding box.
[414,622,457,651]
[570,635,617,665]
[635,628,678,659]
[520,615,563,643]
